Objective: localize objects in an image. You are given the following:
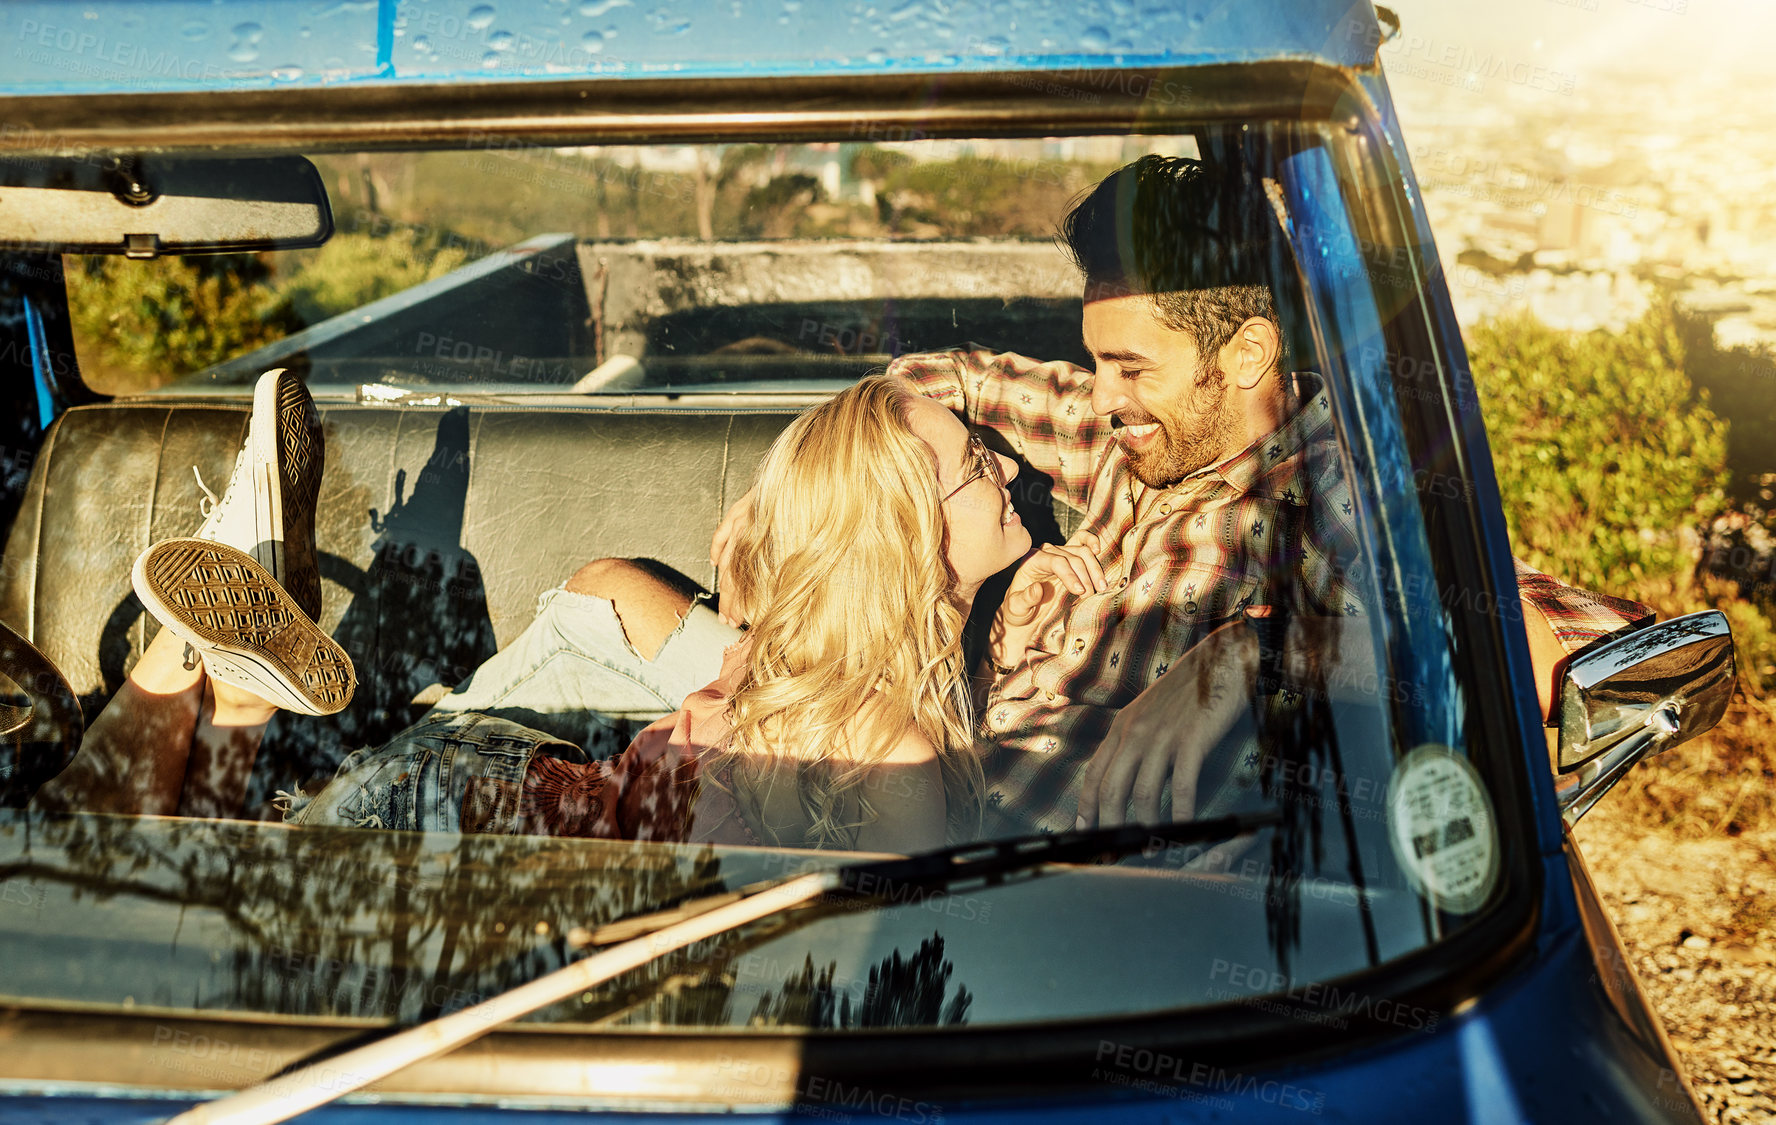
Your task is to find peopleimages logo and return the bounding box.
[1093,1041,1327,1115]
[13,19,262,86]
[1207,960,1441,1033]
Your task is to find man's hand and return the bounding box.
[1076,619,1259,830]
[989,531,1104,669]
[709,488,756,627]
[1077,613,1378,832]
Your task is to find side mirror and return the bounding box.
[1555,610,1735,827]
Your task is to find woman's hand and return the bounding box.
[988,531,1104,670]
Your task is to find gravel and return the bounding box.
[1574,814,1776,1124]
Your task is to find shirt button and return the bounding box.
[1045,691,1057,701]
[1159,504,1171,515]
[1118,576,1128,588]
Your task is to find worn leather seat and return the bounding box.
[0,400,798,812]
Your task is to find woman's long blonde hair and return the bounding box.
[711,374,984,849]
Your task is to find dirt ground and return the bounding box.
[1573,809,1776,1123]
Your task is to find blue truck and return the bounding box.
[0,2,1736,1121]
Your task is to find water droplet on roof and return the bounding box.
[228,22,263,62]
[179,18,210,41]
[467,5,498,30]
[272,65,305,81]
[579,0,631,15]
[488,29,516,50]
[648,8,691,35]
[977,35,1009,55]
[581,29,606,50]
[1079,25,1108,50]
[481,49,502,67]
[866,47,887,63]
[413,34,432,52]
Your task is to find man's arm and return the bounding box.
[1076,613,1369,829]
[1292,441,1647,722]
[1077,584,1652,828]
[1514,558,1655,722]
[889,348,1110,514]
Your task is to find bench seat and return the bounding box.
[0,399,798,811]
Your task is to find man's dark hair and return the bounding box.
[1060,154,1290,370]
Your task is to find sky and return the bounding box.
[1385,0,1776,87]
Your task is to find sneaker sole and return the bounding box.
[132,539,354,717]
[249,369,324,622]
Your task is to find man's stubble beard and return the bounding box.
[1125,364,1240,490]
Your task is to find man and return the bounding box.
[716,154,1649,838]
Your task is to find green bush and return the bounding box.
[65,252,301,393]
[65,230,471,394]
[277,228,471,326]
[1468,304,1729,594]
[1472,304,1776,834]
[1470,303,1776,697]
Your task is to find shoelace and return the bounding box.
[192,465,220,519]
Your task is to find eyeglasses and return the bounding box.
[941,432,1006,503]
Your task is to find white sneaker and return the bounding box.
[194,368,324,622]
[132,538,355,716]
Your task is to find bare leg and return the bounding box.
[34,627,203,814]
[564,558,697,661]
[426,557,735,754]
[176,675,279,818]
[33,627,276,816]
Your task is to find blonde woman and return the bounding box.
[43,371,1040,853]
[311,374,1037,851]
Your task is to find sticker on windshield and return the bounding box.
[1386,745,1499,915]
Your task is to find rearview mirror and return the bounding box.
[0,154,331,258]
[1554,610,1735,826]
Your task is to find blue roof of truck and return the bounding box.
[0,0,1380,97]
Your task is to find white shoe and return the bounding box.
[132,539,355,717]
[194,368,324,622]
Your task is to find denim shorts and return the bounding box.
[284,583,740,833]
[279,710,586,834]
[423,585,741,758]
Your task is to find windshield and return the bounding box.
[71,142,1109,401]
[4,122,1514,1063]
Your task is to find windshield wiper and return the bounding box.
[162,809,1278,1125]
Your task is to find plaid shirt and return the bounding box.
[891,347,1653,835]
